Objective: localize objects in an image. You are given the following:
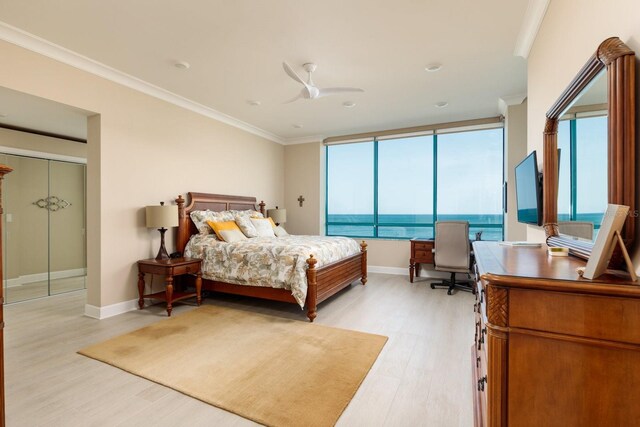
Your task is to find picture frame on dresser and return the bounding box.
[581,204,636,280]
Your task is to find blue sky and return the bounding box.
[558,116,607,215]
[327,128,504,216]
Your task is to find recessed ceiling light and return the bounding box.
[292,124,304,129]
[342,101,356,108]
[435,101,449,108]
[425,63,442,72]
[174,61,191,69]
[247,100,261,106]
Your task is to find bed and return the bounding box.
[175,192,367,321]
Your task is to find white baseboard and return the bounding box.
[84,298,138,320]
[368,265,451,279]
[6,268,87,288]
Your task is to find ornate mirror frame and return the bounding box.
[543,37,635,258]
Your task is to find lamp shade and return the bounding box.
[146,204,178,228]
[267,207,287,225]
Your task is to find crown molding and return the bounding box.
[282,135,325,145]
[498,93,527,115]
[514,0,551,59]
[0,21,285,145]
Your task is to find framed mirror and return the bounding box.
[543,37,635,259]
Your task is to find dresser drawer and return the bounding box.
[472,343,488,427]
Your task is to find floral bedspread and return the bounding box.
[184,235,361,307]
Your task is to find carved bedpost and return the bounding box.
[259,200,266,217]
[175,195,187,254]
[360,241,368,285]
[306,254,318,322]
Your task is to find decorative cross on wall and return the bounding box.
[297,195,305,207]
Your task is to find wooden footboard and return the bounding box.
[305,241,367,322]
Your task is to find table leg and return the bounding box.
[416,263,420,278]
[137,272,145,309]
[409,262,415,283]
[165,276,174,316]
[195,271,202,306]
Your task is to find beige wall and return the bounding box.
[527,0,640,245]
[0,126,87,158]
[504,99,528,241]
[0,40,284,308]
[284,142,322,235]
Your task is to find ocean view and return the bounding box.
[327,214,504,240]
[327,213,604,241]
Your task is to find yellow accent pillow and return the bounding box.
[267,217,277,228]
[207,220,242,241]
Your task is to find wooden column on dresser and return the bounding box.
[472,241,640,427]
[0,165,12,427]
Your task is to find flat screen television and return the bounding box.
[515,151,543,226]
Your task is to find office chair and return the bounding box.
[430,221,474,295]
[558,221,594,240]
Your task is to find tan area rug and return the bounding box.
[79,305,387,427]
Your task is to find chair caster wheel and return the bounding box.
[430,283,435,289]
[447,290,453,295]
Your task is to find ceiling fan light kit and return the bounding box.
[282,61,364,103]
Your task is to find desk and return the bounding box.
[409,239,434,282]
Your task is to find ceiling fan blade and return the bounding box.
[317,87,364,98]
[282,93,303,104]
[282,62,309,87]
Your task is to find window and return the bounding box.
[437,129,504,241]
[557,115,607,229]
[326,127,504,240]
[326,141,375,237]
[378,135,434,238]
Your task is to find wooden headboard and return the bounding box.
[175,192,266,253]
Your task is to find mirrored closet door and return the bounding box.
[1,154,86,303]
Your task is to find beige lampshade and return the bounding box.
[146,204,178,228]
[267,207,287,224]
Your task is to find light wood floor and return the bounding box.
[5,273,474,426]
[5,276,86,303]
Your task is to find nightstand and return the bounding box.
[137,257,203,316]
[409,239,434,283]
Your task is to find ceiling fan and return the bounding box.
[282,62,364,103]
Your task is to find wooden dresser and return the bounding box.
[472,241,640,427]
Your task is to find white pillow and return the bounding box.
[218,229,248,243]
[274,225,289,237]
[235,215,259,238]
[250,218,276,237]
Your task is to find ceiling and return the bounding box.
[0,0,530,143]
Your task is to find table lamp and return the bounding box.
[267,206,287,226]
[146,202,179,260]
